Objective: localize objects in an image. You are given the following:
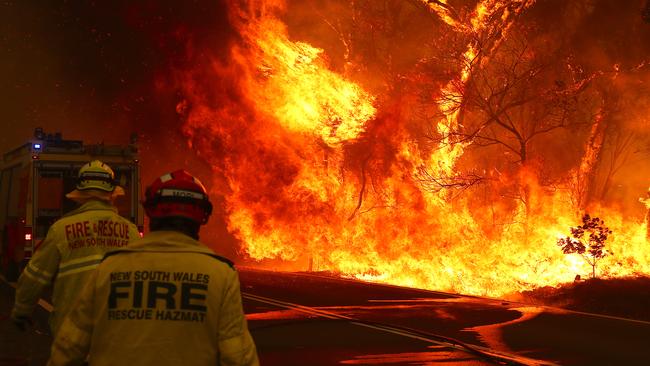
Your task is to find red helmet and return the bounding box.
[143,170,213,224]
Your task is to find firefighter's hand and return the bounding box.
[11,316,33,331]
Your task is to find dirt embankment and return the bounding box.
[517,277,650,321]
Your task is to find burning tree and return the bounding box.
[174,0,650,298]
[557,214,613,279]
[641,189,650,241]
[569,64,650,212]
[420,25,593,239]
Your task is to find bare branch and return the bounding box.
[415,167,484,193]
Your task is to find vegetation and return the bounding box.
[557,214,612,279]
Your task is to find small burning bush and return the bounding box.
[557,214,613,279]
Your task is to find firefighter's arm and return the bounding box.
[11,226,61,321]
[126,223,140,243]
[47,270,96,366]
[217,269,259,366]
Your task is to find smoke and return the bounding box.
[1,0,235,170]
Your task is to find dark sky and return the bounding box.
[0,0,233,181]
[3,0,648,179]
[0,0,243,256]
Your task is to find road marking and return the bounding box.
[239,267,463,299]
[243,292,557,366]
[543,306,650,325]
[240,268,650,326]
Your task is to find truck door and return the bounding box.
[1,164,30,281]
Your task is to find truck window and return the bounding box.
[38,172,64,216]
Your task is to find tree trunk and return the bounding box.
[519,144,531,244]
[592,263,596,279]
[579,110,607,210]
[599,174,613,202]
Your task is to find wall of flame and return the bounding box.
[177,0,650,297]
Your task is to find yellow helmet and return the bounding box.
[76,160,117,192]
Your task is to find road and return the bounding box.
[2,267,650,365]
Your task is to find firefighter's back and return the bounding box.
[48,170,258,366]
[50,201,138,327]
[86,231,250,366]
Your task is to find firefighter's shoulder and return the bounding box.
[207,254,235,270]
[101,249,132,261]
[101,249,235,269]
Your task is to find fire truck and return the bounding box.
[0,128,143,281]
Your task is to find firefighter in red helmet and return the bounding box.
[48,170,259,366]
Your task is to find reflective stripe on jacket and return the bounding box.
[48,230,259,366]
[12,199,139,335]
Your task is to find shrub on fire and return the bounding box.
[557,214,613,279]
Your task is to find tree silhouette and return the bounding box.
[557,214,612,279]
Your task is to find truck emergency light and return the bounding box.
[24,228,32,241]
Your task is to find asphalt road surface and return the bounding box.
[2,268,650,365]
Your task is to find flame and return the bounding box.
[178,0,650,298]
[232,8,375,147]
[422,0,462,29]
[425,0,536,182]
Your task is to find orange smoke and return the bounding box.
[179,0,650,297]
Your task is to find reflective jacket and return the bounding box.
[12,200,139,335]
[48,230,259,366]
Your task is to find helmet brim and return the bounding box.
[66,186,125,203]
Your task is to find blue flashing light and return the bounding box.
[33,143,42,150]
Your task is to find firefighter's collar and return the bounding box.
[63,199,118,217]
[128,230,215,254]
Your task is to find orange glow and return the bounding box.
[233,15,375,147]
[179,0,650,298]
[421,0,463,30]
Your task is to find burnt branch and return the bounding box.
[348,154,371,221]
[425,29,591,166]
[415,166,484,194]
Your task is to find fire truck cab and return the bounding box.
[0,128,143,281]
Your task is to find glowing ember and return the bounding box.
[179,0,650,298]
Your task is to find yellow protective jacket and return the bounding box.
[48,230,259,366]
[12,199,139,335]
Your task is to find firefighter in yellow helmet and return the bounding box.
[48,170,259,366]
[11,160,140,336]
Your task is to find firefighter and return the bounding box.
[11,160,140,335]
[48,170,259,366]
